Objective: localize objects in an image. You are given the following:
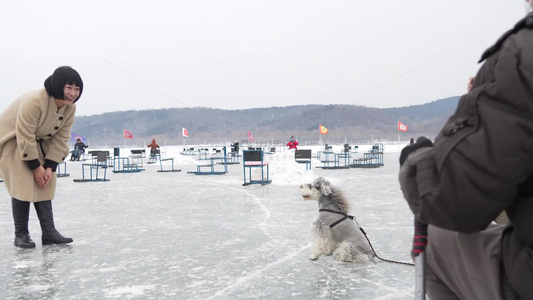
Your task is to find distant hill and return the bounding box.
[72,96,460,146]
[384,96,460,121]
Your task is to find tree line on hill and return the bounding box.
[71,96,460,147]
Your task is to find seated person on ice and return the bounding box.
[231,141,239,153]
[71,138,88,161]
[147,139,160,157]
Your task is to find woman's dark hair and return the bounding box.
[44,66,84,102]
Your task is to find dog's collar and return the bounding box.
[319,209,354,228]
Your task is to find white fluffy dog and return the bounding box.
[301,177,374,263]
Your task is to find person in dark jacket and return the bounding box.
[399,7,533,300]
[230,142,239,153]
[71,138,88,161]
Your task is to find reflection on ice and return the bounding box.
[0,144,415,299]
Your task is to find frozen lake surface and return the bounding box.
[0,144,416,299]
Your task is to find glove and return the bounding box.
[399,137,432,260]
[399,136,433,166]
[412,219,428,258]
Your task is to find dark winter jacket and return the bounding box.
[74,142,88,152]
[399,13,533,298]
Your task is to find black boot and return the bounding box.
[12,198,36,248]
[34,200,73,245]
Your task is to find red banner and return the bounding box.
[124,129,133,139]
[398,122,407,131]
[247,131,255,142]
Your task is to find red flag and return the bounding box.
[247,131,255,142]
[319,124,328,135]
[70,132,87,144]
[124,129,133,139]
[182,128,189,137]
[398,121,407,131]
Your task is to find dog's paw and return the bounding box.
[310,255,319,260]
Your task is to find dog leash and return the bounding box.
[318,209,414,267]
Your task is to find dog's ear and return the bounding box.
[315,178,332,196]
[320,184,332,196]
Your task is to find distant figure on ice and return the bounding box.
[230,141,239,154]
[399,5,533,299]
[409,138,414,145]
[147,139,160,157]
[0,66,81,248]
[286,136,298,150]
[71,138,88,161]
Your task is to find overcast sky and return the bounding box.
[0,0,525,116]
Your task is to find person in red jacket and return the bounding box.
[286,136,298,150]
[147,139,160,156]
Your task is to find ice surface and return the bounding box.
[0,143,417,299]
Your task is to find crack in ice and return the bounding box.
[206,245,310,300]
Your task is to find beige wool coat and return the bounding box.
[0,88,75,202]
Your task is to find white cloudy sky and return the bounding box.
[0,0,525,116]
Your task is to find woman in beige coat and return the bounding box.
[0,66,83,248]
